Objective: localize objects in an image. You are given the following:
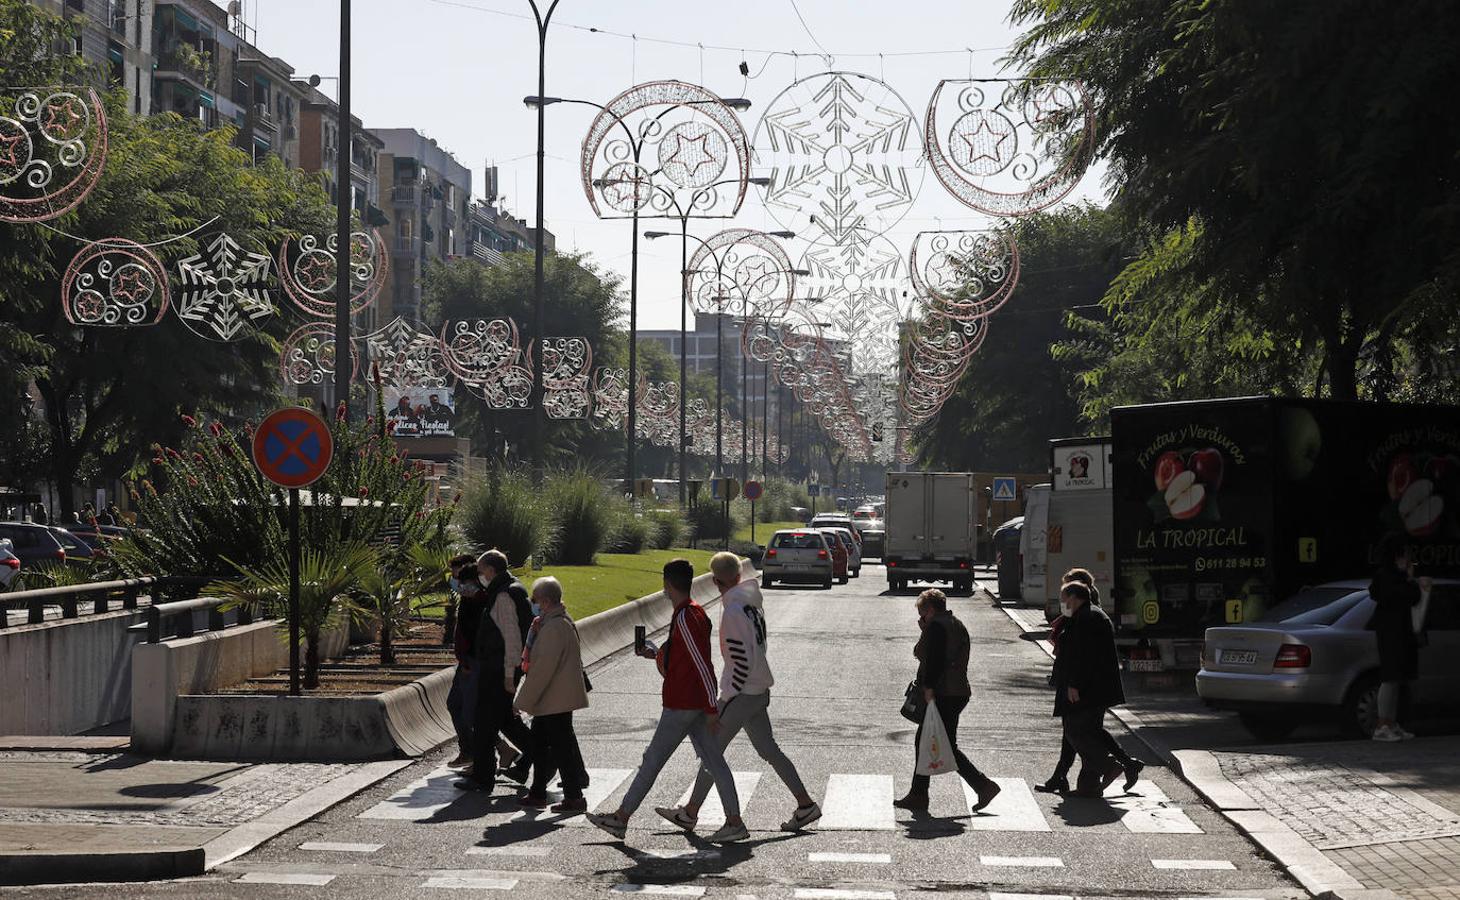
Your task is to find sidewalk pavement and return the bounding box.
[997,595,1460,900]
[0,737,408,885]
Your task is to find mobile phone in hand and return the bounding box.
[634,625,646,654]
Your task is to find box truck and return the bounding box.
[884,472,977,592]
[1043,438,1115,621]
[1110,397,1460,668]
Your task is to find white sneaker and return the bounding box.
[1372,725,1402,742]
[586,812,628,840]
[1397,726,1417,740]
[780,801,822,831]
[654,805,697,831]
[706,821,749,843]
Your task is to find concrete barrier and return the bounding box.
[131,618,351,757]
[573,557,757,665]
[0,608,146,735]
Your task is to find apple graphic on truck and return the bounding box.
[1150,446,1225,522]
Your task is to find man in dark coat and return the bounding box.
[893,589,1001,813]
[457,551,537,792]
[1370,534,1429,741]
[1052,580,1126,798]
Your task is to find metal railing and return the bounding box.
[138,596,251,644]
[1,576,213,629]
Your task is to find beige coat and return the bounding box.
[513,608,588,716]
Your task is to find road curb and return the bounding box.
[0,848,205,886]
[993,598,1381,900]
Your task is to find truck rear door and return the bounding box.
[885,473,929,558]
[928,473,974,560]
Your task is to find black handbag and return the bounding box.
[900,681,926,723]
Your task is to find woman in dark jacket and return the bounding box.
[1370,535,1429,742]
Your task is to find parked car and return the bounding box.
[819,528,851,584]
[761,529,834,589]
[993,517,1024,599]
[0,539,20,591]
[790,506,812,524]
[859,524,886,561]
[47,526,96,561]
[1196,578,1460,740]
[0,522,66,568]
[66,524,128,549]
[827,526,862,578]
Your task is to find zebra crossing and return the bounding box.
[357,766,1204,835]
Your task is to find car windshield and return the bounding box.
[771,532,823,550]
[1257,586,1366,626]
[853,510,873,519]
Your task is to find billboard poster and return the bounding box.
[1052,441,1111,491]
[384,386,455,438]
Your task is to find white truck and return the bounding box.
[883,472,977,593]
[1042,438,1115,620]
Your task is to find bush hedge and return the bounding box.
[544,469,616,565]
[458,467,553,567]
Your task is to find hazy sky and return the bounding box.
[239,0,1107,330]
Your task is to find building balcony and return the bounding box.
[473,244,505,267]
[392,236,420,257]
[249,103,278,135]
[390,185,417,206]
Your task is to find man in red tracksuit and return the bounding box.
[588,558,746,843]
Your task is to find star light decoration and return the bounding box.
[581,81,751,221]
[924,80,1095,217]
[0,87,107,224]
[61,239,170,327]
[175,233,274,341]
[278,230,388,319]
[440,318,533,409]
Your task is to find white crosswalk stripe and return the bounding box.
[807,852,891,864]
[233,872,336,885]
[612,885,706,896]
[358,766,461,821]
[1107,781,1203,834]
[962,777,1050,832]
[1152,858,1236,870]
[980,855,1064,867]
[793,890,896,900]
[506,767,634,826]
[675,770,762,828]
[298,841,382,853]
[421,874,520,890]
[820,773,894,830]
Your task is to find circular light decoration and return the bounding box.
[277,229,388,319]
[908,229,1020,321]
[799,230,912,376]
[439,318,530,409]
[175,232,275,341]
[685,228,796,318]
[61,239,169,327]
[924,80,1094,217]
[581,80,751,221]
[530,336,594,420]
[590,366,629,432]
[753,71,924,245]
[280,321,359,387]
[0,87,108,224]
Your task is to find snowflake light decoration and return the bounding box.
[753,72,923,245]
[278,230,388,319]
[799,230,912,377]
[174,232,274,341]
[924,80,1095,217]
[364,316,452,393]
[61,239,169,327]
[0,87,107,224]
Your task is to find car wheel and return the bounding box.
[1343,674,1382,738]
[762,575,774,589]
[1237,712,1299,742]
[838,575,849,585]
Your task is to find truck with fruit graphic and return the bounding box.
[1111,397,1460,661]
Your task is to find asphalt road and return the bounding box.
[5,566,1305,900]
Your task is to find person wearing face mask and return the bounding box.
[1035,569,1142,794]
[893,588,1001,815]
[513,577,590,811]
[1051,580,1127,798]
[445,559,485,770]
[457,550,537,792]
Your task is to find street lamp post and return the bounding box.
[332,0,351,417]
[526,0,561,487]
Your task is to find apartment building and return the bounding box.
[31,0,155,116]
[373,128,471,324]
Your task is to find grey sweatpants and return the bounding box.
[619,708,740,818]
[686,691,807,807]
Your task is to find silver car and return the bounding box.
[761,529,834,589]
[1196,579,1460,740]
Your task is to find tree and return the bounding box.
[912,205,1127,471]
[0,6,333,514]
[422,253,622,467]
[1008,0,1460,400]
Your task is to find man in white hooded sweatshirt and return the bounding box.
[656,551,822,832]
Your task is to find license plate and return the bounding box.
[1219,649,1258,665]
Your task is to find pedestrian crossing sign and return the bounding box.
[992,477,1017,502]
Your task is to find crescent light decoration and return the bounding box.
[278,229,388,319]
[907,229,1021,321]
[0,87,107,224]
[923,79,1094,217]
[61,239,169,327]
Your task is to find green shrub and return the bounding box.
[545,469,615,565]
[648,509,685,549]
[688,501,741,542]
[610,512,655,554]
[458,467,552,568]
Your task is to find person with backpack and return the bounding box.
[1035,568,1143,794]
[456,550,536,792]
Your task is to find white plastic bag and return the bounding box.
[1413,587,1431,634]
[915,700,955,777]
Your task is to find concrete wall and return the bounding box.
[131,618,351,756]
[574,558,757,663]
[0,609,147,735]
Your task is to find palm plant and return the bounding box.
[208,542,373,688]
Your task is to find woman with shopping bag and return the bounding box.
[1371,533,1432,742]
[894,589,1002,813]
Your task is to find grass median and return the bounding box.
[414,548,722,622]
[732,519,806,544]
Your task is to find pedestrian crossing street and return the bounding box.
[357,766,1203,835]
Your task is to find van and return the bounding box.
[1044,438,1115,620]
[1018,484,1051,606]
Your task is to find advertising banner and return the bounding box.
[384,386,455,438]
